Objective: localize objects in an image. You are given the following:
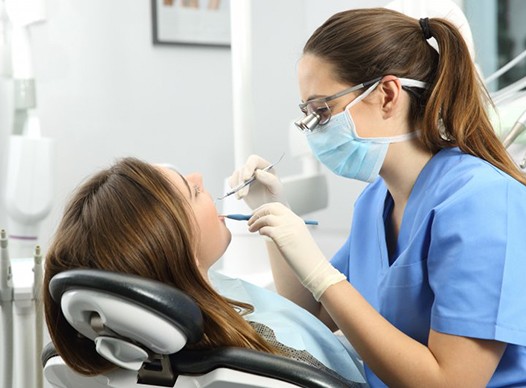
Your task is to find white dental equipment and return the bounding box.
[0,229,13,388]
[0,0,51,387]
[2,110,52,388]
[0,230,44,388]
[502,109,526,149]
[486,51,526,112]
[485,49,526,86]
[488,47,526,167]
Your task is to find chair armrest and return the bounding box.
[44,343,358,388]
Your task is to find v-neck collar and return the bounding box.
[376,149,446,270]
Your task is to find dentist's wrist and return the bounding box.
[301,259,346,301]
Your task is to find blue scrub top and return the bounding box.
[331,147,526,387]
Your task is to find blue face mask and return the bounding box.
[306,80,420,182]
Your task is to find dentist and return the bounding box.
[229,8,526,387]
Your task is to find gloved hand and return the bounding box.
[227,154,288,210]
[247,202,346,301]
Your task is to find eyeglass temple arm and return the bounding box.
[299,76,383,108]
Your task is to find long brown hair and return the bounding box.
[304,8,526,185]
[43,157,278,376]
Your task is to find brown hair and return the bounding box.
[43,157,278,376]
[304,8,526,185]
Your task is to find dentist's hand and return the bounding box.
[248,203,346,301]
[228,155,288,210]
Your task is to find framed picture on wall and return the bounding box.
[151,0,231,47]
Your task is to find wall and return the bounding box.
[30,0,235,251]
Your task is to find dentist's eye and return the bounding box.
[315,105,330,116]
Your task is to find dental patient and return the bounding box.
[43,157,365,384]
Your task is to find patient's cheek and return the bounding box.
[195,216,231,269]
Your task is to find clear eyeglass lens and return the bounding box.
[310,102,331,125]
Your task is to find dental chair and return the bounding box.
[42,269,354,388]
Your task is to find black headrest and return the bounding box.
[50,269,203,344]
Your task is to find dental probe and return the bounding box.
[221,214,319,226]
[216,153,285,201]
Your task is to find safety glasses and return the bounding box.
[295,77,381,133]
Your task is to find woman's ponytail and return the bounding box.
[421,17,526,184]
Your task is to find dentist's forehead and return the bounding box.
[298,54,349,101]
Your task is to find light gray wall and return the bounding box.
[33,0,235,250]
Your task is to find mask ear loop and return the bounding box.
[343,79,420,143]
[342,81,381,139]
[343,80,381,112]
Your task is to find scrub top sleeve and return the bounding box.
[330,235,351,279]
[428,178,526,346]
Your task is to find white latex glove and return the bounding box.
[248,202,346,301]
[227,154,288,210]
